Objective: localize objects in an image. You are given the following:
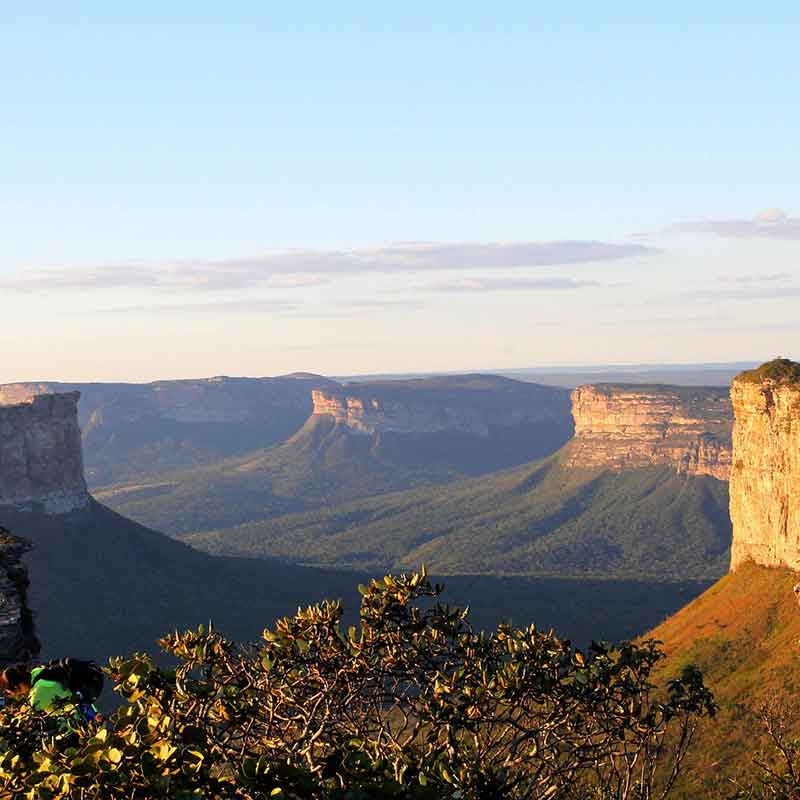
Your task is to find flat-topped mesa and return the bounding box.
[565,384,733,479]
[0,392,89,514]
[729,358,800,571]
[310,376,571,437]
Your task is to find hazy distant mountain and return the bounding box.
[99,375,574,535]
[0,374,338,486]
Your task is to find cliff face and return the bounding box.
[565,384,732,479]
[729,362,800,570]
[0,375,337,486]
[311,376,571,437]
[0,529,38,666]
[0,393,89,513]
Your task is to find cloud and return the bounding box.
[597,314,730,327]
[677,287,800,303]
[0,240,658,293]
[84,299,299,315]
[83,297,425,318]
[665,208,800,240]
[421,277,603,292]
[718,272,792,284]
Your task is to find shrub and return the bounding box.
[0,569,715,799]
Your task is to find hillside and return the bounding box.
[99,375,573,535]
[0,500,708,666]
[185,449,732,580]
[649,562,800,798]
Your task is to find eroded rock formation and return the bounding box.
[729,360,800,570]
[0,529,39,666]
[311,376,571,437]
[0,393,89,513]
[565,384,732,479]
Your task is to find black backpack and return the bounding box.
[32,658,105,704]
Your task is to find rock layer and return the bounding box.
[311,376,571,437]
[565,384,732,479]
[729,364,800,570]
[0,393,89,513]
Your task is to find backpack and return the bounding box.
[32,658,105,705]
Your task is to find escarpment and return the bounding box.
[0,393,89,513]
[565,384,732,479]
[0,375,338,486]
[310,376,572,437]
[0,529,38,665]
[729,359,800,570]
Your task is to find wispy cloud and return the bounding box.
[0,240,658,293]
[597,314,730,327]
[677,286,800,303]
[664,208,800,240]
[421,277,603,292]
[80,299,299,315]
[718,272,792,284]
[82,297,424,318]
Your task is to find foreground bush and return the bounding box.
[0,569,715,799]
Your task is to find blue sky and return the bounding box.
[2,5,799,380]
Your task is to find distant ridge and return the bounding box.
[100,374,573,536]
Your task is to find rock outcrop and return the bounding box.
[311,376,571,437]
[729,359,800,570]
[0,393,89,513]
[565,384,732,479]
[0,529,39,666]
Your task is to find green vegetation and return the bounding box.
[0,570,715,799]
[736,358,800,386]
[100,410,573,537]
[186,455,732,581]
[1,501,709,664]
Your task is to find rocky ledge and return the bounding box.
[311,376,571,437]
[729,359,800,570]
[565,384,733,479]
[0,393,89,514]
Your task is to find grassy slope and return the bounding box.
[648,562,800,798]
[185,450,732,580]
[100,408,573,536]
[0,502,708,669]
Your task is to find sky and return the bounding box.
[2,4,799,381]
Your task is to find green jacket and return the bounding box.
[28,666,73,713]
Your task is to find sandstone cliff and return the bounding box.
[311,376,571,437]
[0,529,38,665]
[565,384,732,479]
[729,359,800,570]
[0,393,89,513]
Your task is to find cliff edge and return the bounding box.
[310,375,571,437]
[565,384,732,479]
[0,393,89,514]
[729,358,800,570]
[0,529,39,665]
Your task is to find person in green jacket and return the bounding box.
[0,660,103,721]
